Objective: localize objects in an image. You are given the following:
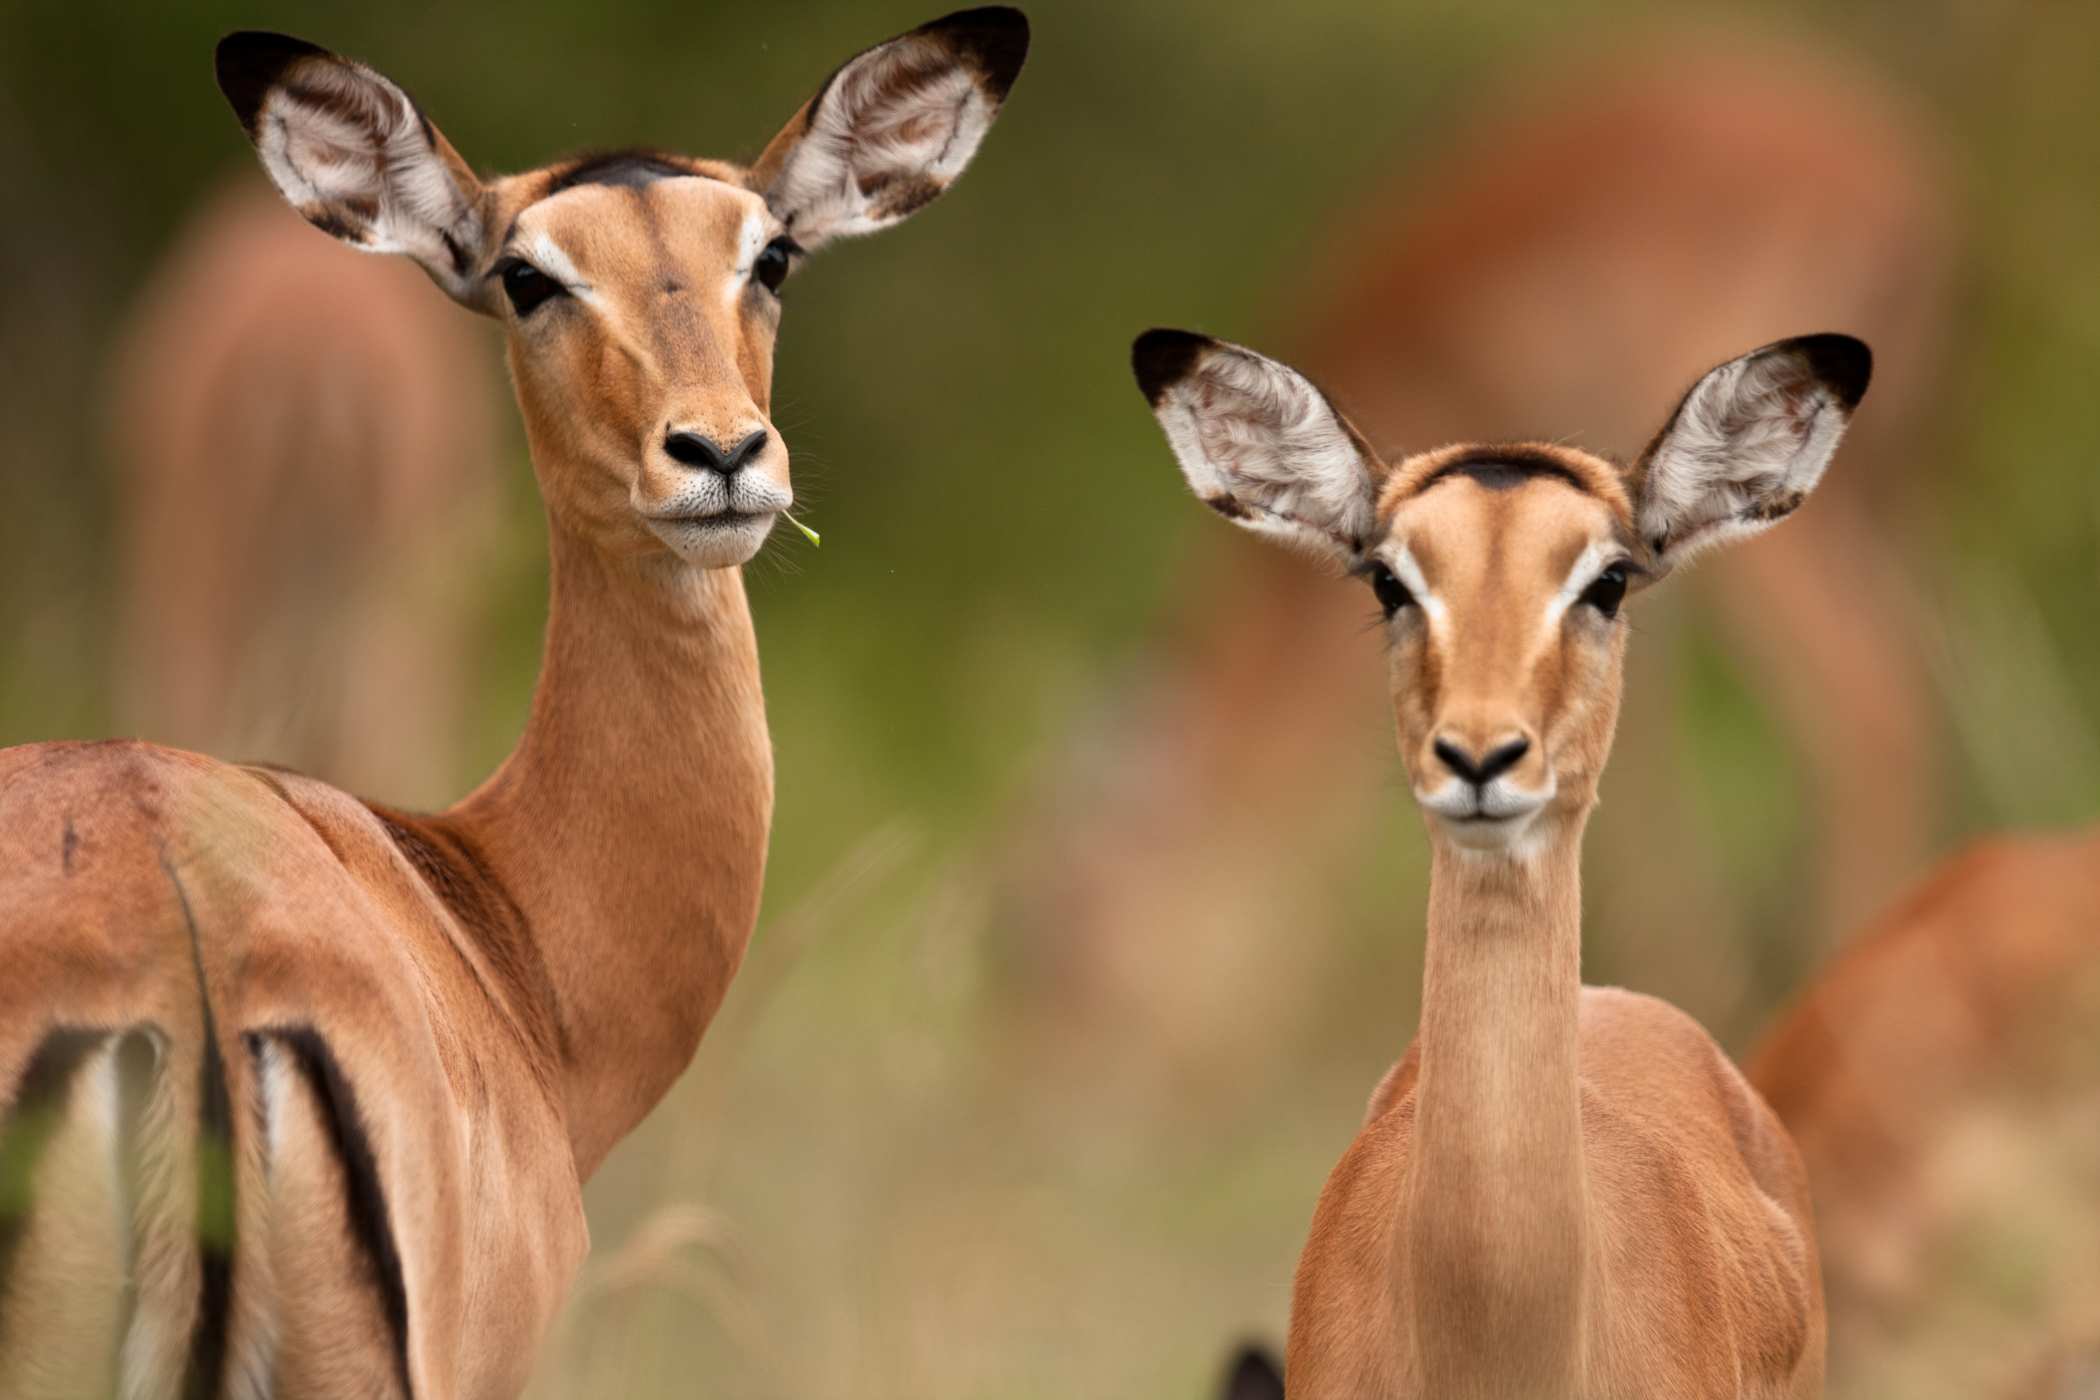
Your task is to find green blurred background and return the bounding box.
[4,0,2100,1396]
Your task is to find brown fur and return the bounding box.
[0,12,1024,1396]
[1017,40,1950,1104]
[1285,449,1823,1397]
[108,176,499,810]
[1747,826,2100,1396]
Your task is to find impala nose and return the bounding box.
[664,428,768,474]
[1433,735,1531,788]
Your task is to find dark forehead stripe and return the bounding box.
[1414,446,1594,497]
[545,148,718,194]
[501,149,731,253]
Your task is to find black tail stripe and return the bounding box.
[161,852,234,1400]
[0,1028,111,1301]
[269,1027,414,1399]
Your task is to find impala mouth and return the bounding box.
[644,507,779,567]
[654,508,776,528]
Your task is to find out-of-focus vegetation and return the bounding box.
[4,0,2100,1396]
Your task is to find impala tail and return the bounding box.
[0,762,417,1399]
[0,942,248,1395]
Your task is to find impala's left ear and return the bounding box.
[1630,333,1872,573]
[216,31,489,304]
[750,7,1028,250]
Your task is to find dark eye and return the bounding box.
[754,237,797,295]
[1370,563,1416,619]
[1579,564,1629,619]
[500,259,564,316]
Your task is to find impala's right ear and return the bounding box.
[1132,329,1384,567]
[750,7,1029,251]
[215,32,487,304]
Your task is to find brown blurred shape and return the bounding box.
[109,174,500,809]
[1013,33,1953,1096]
[1748,828,2100,1399]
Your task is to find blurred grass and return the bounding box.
[5,0,2100,1395]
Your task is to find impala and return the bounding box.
[1134,326,1869,1397]
[110,176,500,810]
[1749,825,2100,1398]
[1024,43,1948,1095]
[0,10,1026,1397]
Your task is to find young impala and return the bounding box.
[0,11,1025,1397]
[1135,326,1869,1397]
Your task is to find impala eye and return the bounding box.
[1370,563,1417,618]
[1579,564,1629,620]
[754,237,797,295]
[497,259,566,316]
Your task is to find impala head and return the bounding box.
[216,10,1028,568]
[1133,328,1869,856]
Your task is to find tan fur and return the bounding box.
[1288,453,1824,1399]
[1020,42,1949,1107]
[0,13,1024,1397]
[1748,826,2100,1397]
[108,176,498,809]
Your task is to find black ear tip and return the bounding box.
[1220,1342,1285,1400]
[921,7,1031,97]
[215,31,331,132]
[1789,333,1873,412]
[1132,328,1214,406]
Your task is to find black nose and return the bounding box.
[1433,736,1531,787]
[664,428,767,474]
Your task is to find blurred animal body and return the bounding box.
[1134,326,1869,1396]
[1025,39,1950,1087]
[1749,825,2100,1398]
[111,175,499,811]
[0,11,1026,1398]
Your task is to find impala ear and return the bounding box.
[1133,329,1384,567]
[750,7,1028,251]
[216,32,488,304]
[1631,334,1872,573]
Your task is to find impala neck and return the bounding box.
[1403,814,1589,1395]
[448,516,772,1180]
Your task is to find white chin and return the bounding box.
[647,512,776,568]
[1434,808,1546,854]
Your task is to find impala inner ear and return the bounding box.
[216,30,488,304]
[1630,333,1871,572]
[1133,328,1384,568]
[751,7,1029,250]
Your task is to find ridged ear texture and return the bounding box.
[215,31,486,302]
[1633,333,1872,571]
[1132,328,1382,567]
[753,7,1029,249]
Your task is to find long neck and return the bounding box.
[446,516,772,1179]
[1402,817,1588,1396]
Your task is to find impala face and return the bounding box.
[490,169,797,567]
[1134,326,1870,859]
[1365,449,1640,853]
[218,10,1028,570]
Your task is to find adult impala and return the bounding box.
[0,11,1026,1397]
[110,176,500,810]
[1749,825,2100,1397]
[1135,327,1867,1397]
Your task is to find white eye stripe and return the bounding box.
[524,232,600,306]
[1386,546,1447,627]
[1544,540,1618,633]
[730,210,769,303]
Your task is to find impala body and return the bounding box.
[0,12,1026,1398]
[1751,825,2100,1397]
[1135,327,1869,1397]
